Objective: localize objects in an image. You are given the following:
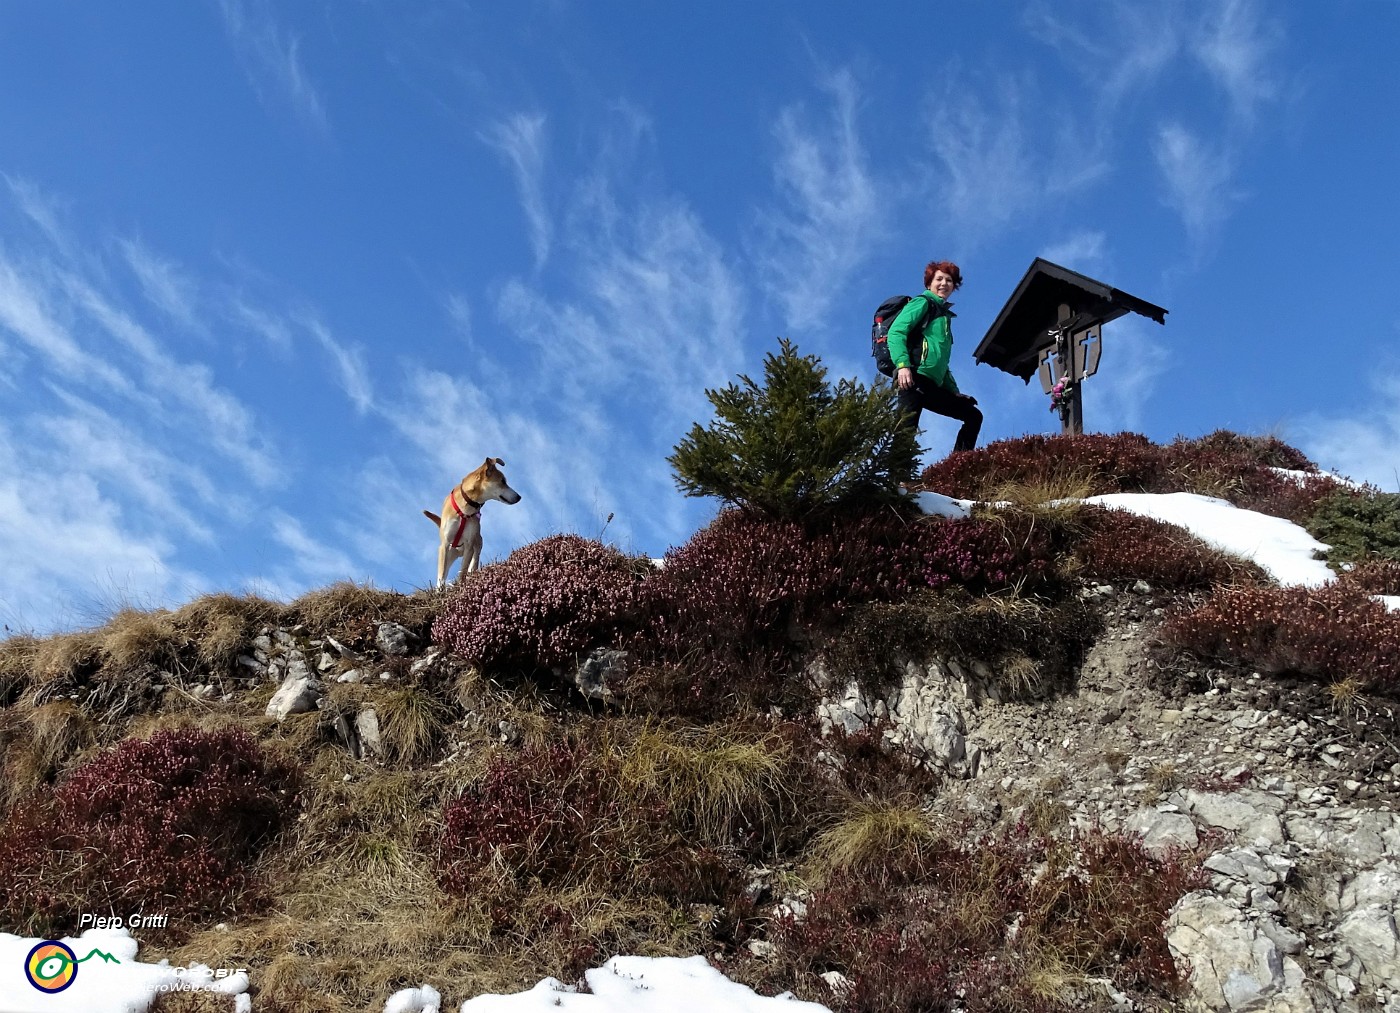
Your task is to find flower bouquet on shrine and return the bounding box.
[1049,376,1075,413]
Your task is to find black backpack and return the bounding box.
[871,293,942,377]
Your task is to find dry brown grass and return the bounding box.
[0,633,39,703]
[1326,674,1365,717]
[288,581,437,645]
[985,471,1098,526]
[151,881,697,1012]
[100,607,183,674]
[0,701,97,815]
[616,720,807,851]
[31,630,103,689]
[28,700,96,774]
[377,686,451,763]
[806,796,940,882]
[132,730,706,1013]
[171,592,284,673]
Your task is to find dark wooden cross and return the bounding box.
[973,258,1167,435]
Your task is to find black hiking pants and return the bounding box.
[897,375,983,453]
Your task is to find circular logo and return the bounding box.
[25,940,78,993]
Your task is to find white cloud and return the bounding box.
[0,417,200,634]
[1079,317,1169,433]
[62,273,281,487]
[217,0,329,131]
[37,390,218,541]
[481,113,552,269]
[1192,0,1282,121]
[750,70,880,332]
[1152,123,1241,250]
[1039,231,1109,275]
[301,314,374,414]
[444,291,473,341]
[1293,373,1400,491]
[930,78,1037,238]
[1025,3,1180,116]
[4,175,75,256]
[0,181,295,632]
[268,511,362,587]
[118,238,202,333]
[0,256,130,392]
[230,297,296,355]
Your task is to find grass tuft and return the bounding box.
[378,686,451,763]
[806,796,939,882]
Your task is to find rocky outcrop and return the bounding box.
[812,580,1400,1012]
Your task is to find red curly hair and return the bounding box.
[923,260,963,291]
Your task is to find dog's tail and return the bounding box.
[423,510,442,525]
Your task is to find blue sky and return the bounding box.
[2,1,1397,635]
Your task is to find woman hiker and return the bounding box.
[886,259,983,455]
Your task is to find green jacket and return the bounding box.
[886,292,959,393]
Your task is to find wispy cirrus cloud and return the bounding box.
[268,511,362,586]
[1024,2,1180,117]
[4,175,75,257]
[1026,0,1285,259]
[1082,318,1170,434]
[217,0,328,131]
[0,415,202,634]
[301,314,374,414]
[1192,0,1283,122]
[61,271,281,487]
[481,113,552,269]
[0,256,130,393]
[1152,123,1241,251]
[929,76,1039,241]
[118,238,203,334]
[0,180,287,631]
[750,70,880,333]
[1039,231,1110,275]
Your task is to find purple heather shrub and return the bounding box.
[921,432,1161,499]
[437,741,634,891]
[642,509,1054,667]
[1075,504,1266,590]
[919,430,1335,525]
[1169,430,1316,472]
[0,727,298,934]
[1159,436,1341,523]
[1339,558,1400,595]
[1159,584,1400,693]
[746,823,1200,1012]
[432,534,650,673]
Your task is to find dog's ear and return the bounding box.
[491,457,506,467]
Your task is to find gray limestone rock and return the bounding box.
[1127,808,1200,857]
[1167,892,1286,1010]
[376,622,413,656]
[265,670,325,720]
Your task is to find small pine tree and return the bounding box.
[667,338,919,518]
[1307,488,1400,566]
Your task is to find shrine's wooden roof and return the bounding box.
[974,258,1168,382]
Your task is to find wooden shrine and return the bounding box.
[973,258,1168,435]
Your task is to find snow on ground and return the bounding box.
[1082,492,1335,587]
[914,489,1338,588]
[0,932,828,1013]
[0,491,1377,1013]
[0,929,248,1013]
[448,956,831,1013]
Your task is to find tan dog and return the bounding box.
[422,457,522,587]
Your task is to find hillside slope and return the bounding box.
[1,431,1399,1013]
